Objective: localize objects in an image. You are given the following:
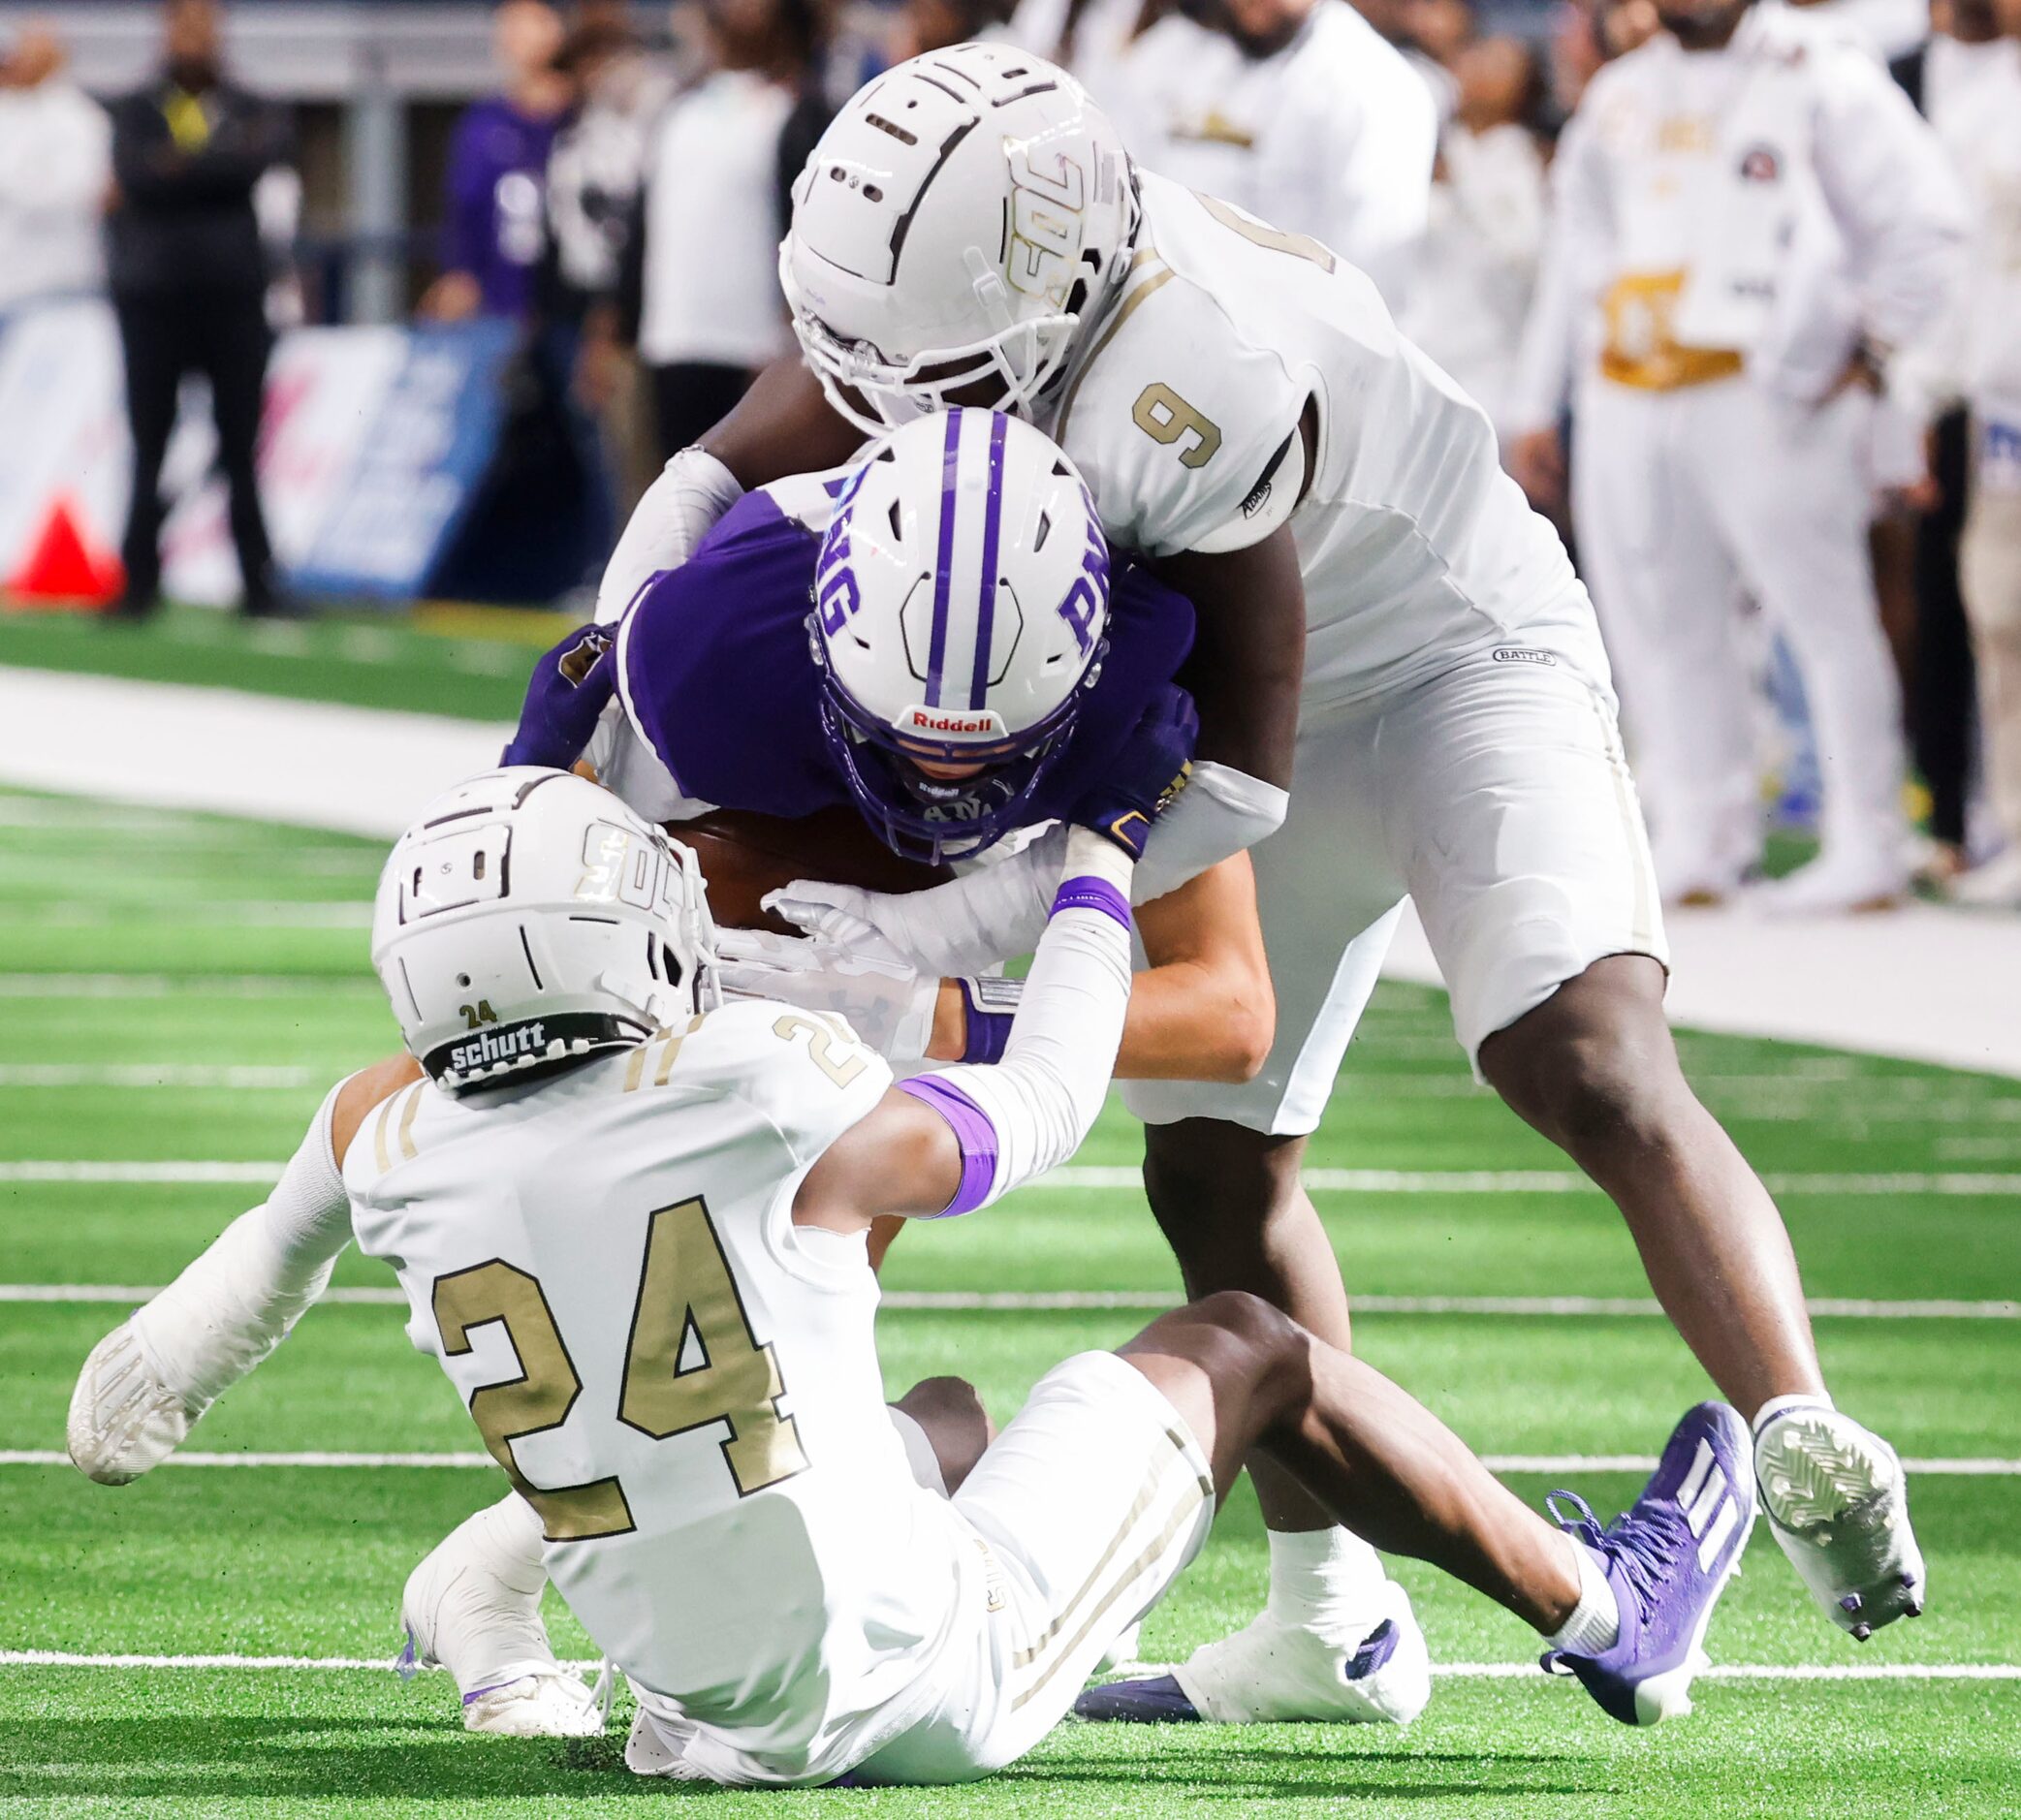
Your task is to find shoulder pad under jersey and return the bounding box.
[1048,241,1308,558]
[646,999,893,1170]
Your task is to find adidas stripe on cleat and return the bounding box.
[1542,1402,1755,1726]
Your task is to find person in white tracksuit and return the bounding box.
[1510,0,1966,910]
[1093,0,1439,306]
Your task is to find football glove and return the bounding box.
[763,832,1061,980]
[501,624,616,771]
[1073,684,1198,860]
[715,921,938,1062]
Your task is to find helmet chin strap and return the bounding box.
[963,247,1017,331]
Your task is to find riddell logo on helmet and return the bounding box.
[908,709,995,735]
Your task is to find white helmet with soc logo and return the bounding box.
[780,42,1136,434]
[371,768,717,1092]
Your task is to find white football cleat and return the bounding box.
[1751,850,1908,916]
[398,1507,604,1739]
[1077,1578,1429,1726]
[1949,847,2021,909]
[67,1322,198,1486]
[1754,1406,1926,1640]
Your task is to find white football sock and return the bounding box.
[1262,1526,1392,1637]
[132,1083,351,1407]
[1752,1392,1836,1437]
[463,1491,549,1597]
[1546,1534,1622,1655]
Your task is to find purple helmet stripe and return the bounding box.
[923,409,963,706]
[968,412,1009,710]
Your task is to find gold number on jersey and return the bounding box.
[1194,193,1337,274]
[772,1013,869,1089]
[1132,383,1223,470]
[617,1197,810,1495]
[432,1261,637,1542]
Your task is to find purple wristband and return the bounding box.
[897,1075,999,1216]
[1050,875,1131,930]
[958,979,1014,1065]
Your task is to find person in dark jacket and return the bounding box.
[107,0,291,618]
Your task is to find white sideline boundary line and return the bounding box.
[8,1161,2021,1195]
[6,1448,2014,1475]
[7,1283,2015,1319]
[2,1648,2014,1683]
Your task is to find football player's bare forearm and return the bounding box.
[928,961,1268,1082]
[919,858,1271,1081]
[1118,856,1273,1080]
[699,356,868,489]
[1153,532,1307,790]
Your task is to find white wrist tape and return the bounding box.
[133,1083,352,1408]
[1133,760,1289,903]
[899,832,1133,1214]
[594,447,743,625]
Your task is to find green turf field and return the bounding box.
[2,782,2017,1818]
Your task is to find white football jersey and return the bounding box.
[344,1004,975,1786]
[1036,171,1588,710]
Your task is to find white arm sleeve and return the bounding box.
[130,1083,353,1407]
[593,447,744,624]
[899,832,1133,1213]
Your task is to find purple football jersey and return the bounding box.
[617,481,1195,830]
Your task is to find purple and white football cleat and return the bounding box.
[1543,1402,1756,1726]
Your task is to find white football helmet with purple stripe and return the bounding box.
[810,408,1112,862]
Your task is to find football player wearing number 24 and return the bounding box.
[609,41,1925,1719]
[79,769,1756,1783]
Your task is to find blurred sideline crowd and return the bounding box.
[1,0,2017,909]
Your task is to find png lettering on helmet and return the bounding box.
[816,471,868,634]
[1005,144,1085,307]
[1055,513,1110,655]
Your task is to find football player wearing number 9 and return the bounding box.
[77,768,1758,1782]
[605,38,1926,1719]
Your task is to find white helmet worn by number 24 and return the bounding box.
[371,768,717,1092]
[781,42,1136,433]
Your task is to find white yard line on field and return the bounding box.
[3,1448,2013,1474]
[5,1283,2015,1319]
[6,902,374,929]
[3,1648,2015,1682]
[0,1163,298,1182]
[10,1161,2021,1194]
[0,1066,318,1088]
[0,975,378,997]
[1043,1166,2021,1197]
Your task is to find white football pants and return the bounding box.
[1572,374,1909,890]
